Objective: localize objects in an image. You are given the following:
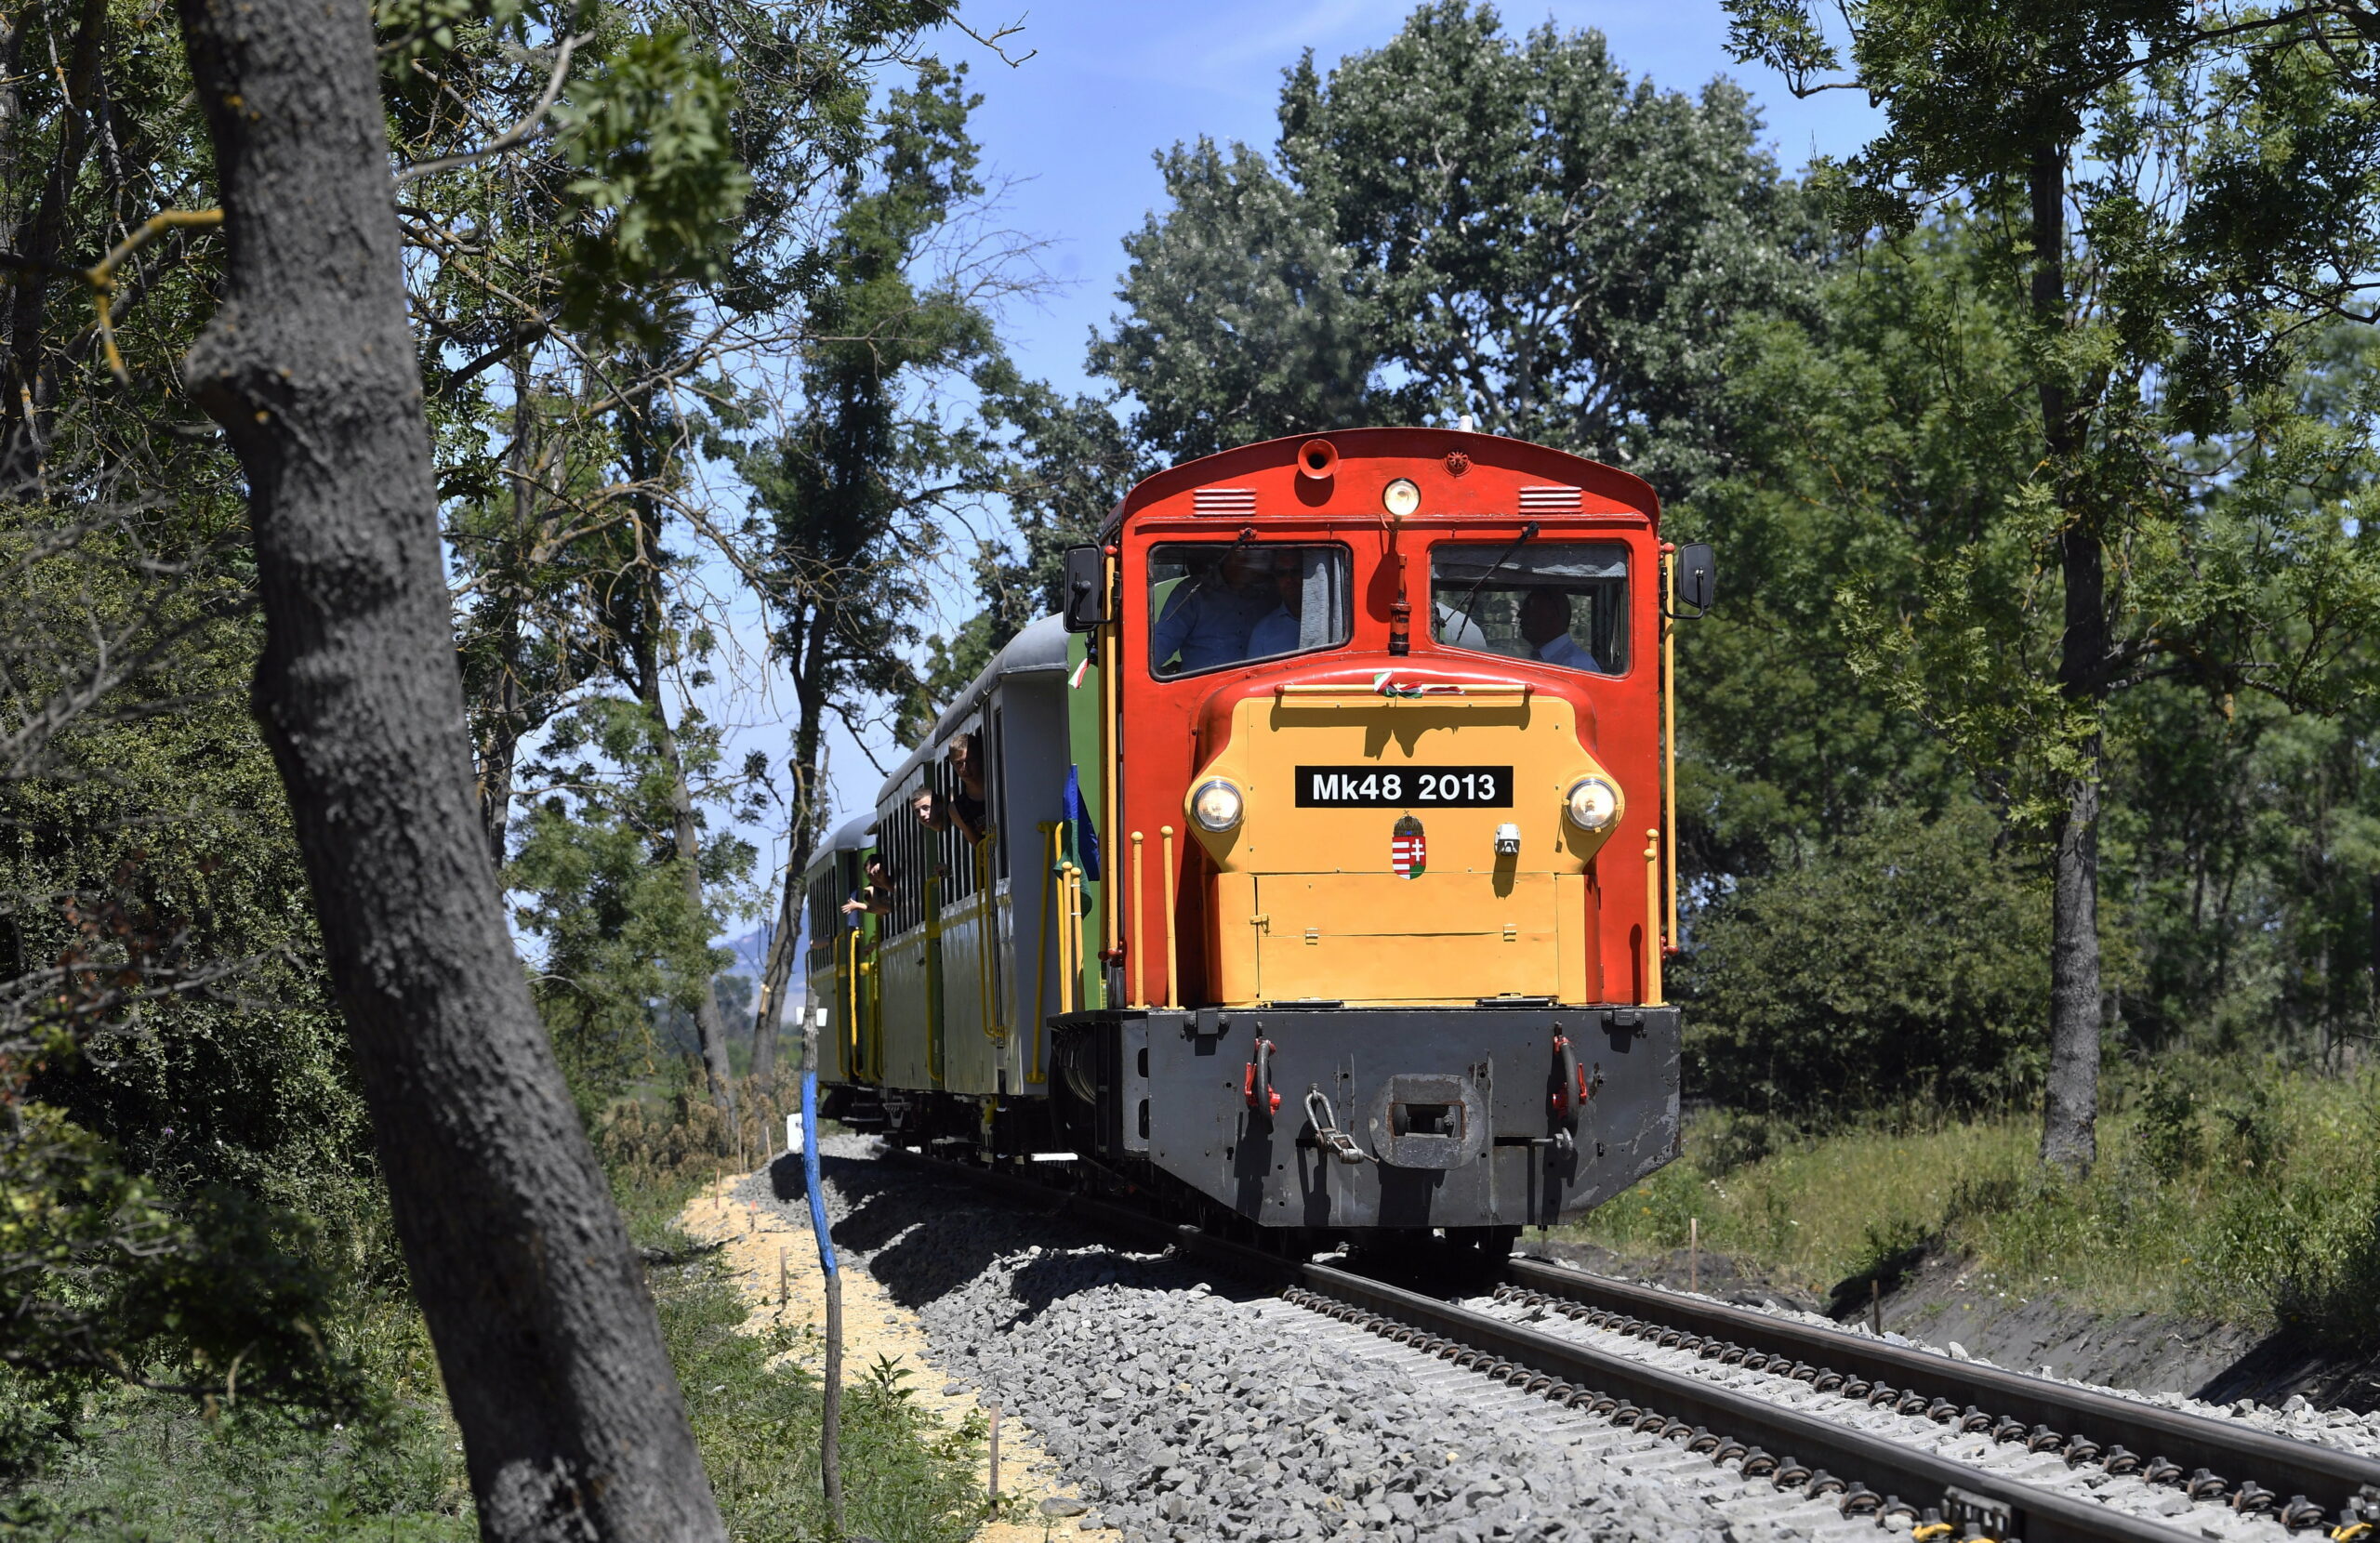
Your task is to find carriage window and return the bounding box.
[1430,542,1629,675]
[1146,542,1351,678]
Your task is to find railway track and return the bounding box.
[872,1146,2380,1543]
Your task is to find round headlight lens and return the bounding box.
[1192,778,1244,833]
[1565,776,1620,831]
[1382,478,1421,517]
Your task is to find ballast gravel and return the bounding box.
[741,1140,2346,1542]
[740,1141,1890,1543]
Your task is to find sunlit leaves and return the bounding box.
[554,28,752,344]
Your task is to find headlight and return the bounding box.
[1382,478,1421,517]
[1565,776,1620,831]
[1191,778,1244,833]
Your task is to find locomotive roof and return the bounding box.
[1097,426,1659,539]
[871,612,1070,808]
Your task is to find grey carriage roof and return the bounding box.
[870,612,1070,809]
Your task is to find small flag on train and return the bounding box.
[1392,814,1426,877]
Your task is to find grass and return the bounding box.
[1556,1056,2380,1346]
[3,1154,988,1542]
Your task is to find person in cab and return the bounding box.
[1519,587,1599,672]
[1151,546,1280,675]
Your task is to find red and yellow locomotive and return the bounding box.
[806,428,1710,1248]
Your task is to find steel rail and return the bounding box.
[1503,1257,2380,1523]
[1299,1263,2203,1543]
[864,1147,2234,1542]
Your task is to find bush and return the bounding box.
[1681,800,2048,1121]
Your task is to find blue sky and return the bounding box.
[710,1,1885,945]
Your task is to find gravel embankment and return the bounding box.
[744,1140,2364,1543]
[742,1140,1898,1543]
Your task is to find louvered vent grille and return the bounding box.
[1192,487,1257,516]
[1518,485,1582,513]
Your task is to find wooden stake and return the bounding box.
[778,1246,788,1307]
[1688,1217,1699,1295]
[802,1022,843,1532]
[987,1401,1001,1510]
[822,1264,843,1524]
[1870,1276,1883,1337]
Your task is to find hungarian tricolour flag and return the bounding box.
[1391,815,1426,878]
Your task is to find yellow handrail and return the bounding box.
[1129,830,1146,1009]
[1031,823,1058,1082]
[1160,824,1179,1009]
[845,927,863,1082]
[1663,545,1678,955]
[925,873,943,1087]
[974,831,1005,1046]
[1644,828,1664,1006]
[1100,559,1119,970]
[1059,861,1080,1015]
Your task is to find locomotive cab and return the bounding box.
[1051,429,1701,1236]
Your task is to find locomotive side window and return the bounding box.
[1146,542,1351,678]
[1429,542,1629,674]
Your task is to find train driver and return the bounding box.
[1519,587,1599,671]
[1246,558,1304,658]
[1150,546,1281,675]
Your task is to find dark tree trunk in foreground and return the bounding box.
[171,0,726,1536]
[2031,140,2103,1177]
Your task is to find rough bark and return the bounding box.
[1,0,106,483]
[168,0,727,1536]
[648,686,741,1129]
[749,611,835,1088]
[2033,140,2104,1177]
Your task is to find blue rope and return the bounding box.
[800,1066,837,1276]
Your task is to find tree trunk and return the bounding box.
[472,380,538,872]
[749,612,834,1088]
[2044,753,2101,1174]
[649,691,741,1130]
[1,0,105,484]
[169,0,726,1536]
[2032,139,2105,1177]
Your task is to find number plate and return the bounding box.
[1294,766,1513,808]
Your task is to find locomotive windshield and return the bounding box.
[1430,542,1629,674]
[1147,542,1352,677]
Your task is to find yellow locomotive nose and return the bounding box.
[1185,679,1623,1008]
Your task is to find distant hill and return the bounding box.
[719,920,805,1022]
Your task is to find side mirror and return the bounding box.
[1061,544,1109,633]
[1674,542,1715,615]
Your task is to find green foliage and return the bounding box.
[1684,801,2050,1119]
[557,28,752,342]
[1086,1,1816,493]
[1091,138,1374,460]
[1568,1061,2380,1350]
[651,1246,983,1543]
[509,698,757,1108]
[1,1299,469,1540]
[1274,2,1816,486]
